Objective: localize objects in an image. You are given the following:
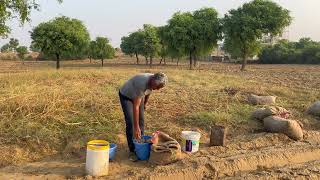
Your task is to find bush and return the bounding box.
[259,38,320,64]
[25,55,34,61]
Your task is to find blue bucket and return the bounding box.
[109,143,117,161]
[133,136,152,160]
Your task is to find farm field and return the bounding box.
[0,58,319,179]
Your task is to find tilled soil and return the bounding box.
[1,131,320,180]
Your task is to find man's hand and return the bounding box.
[134,127,141,140]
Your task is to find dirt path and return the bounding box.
[1,131,320,180]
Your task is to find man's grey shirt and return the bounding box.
[120,73,153,99]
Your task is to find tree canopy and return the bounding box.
[165,8,221,69]
[1,38,19,52]
[16,46,29,60]
[0,0,62,37]
[120,31,144,64]
[223,0,292,70]
[91,37,115,67]
[140,24,161,66]
[30,16,90,69]
[1,44,11,53]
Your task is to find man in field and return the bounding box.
[119,72,168,161]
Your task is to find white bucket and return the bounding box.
[85,140,110,176]
[181,131,201,153]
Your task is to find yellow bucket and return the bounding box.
[86,140,110,176]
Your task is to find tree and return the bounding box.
[157,26,169,65]
[159,25,185,66]
[120,31,145,64]
[88,41,97,63]
[91,37,115,67]
[1,44,11,53]
[30,42,41,52]
[16,46,28,64]
[9,38,19,51]
[223,0,292,71]
[31,16,90,69]
[296,38,318,49]
[0,0,62,37]
[141,24,160,67]
[120,36,133,58]
[166,8,221,69]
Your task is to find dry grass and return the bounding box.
[0,58,319,166]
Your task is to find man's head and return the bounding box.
[149,72,168,90]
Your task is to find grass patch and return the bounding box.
[179,104,255,130]
[0,61,319,165]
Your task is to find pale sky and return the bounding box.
[1,0,320,48]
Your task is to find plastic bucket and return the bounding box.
[181,131,201,153]
[109,143,117,161]
[85,140,110,176]
[133,136,152,160]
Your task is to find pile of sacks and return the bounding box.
[248,94,277,105]
[249,94,304,141]
[149,131,182,165]
[307,101,320,117]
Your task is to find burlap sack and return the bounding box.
[251,106,290,121]
[263,116,303,141]
[307,101,320,117]
[248,94,276,105]
[149,132,182,165]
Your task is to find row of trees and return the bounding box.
[1,16,115,69]
[121,8,221,69]
[121,0,292,70]
[120,24,161,66]
[30,16,115,69]
[1,0,293,70]
[1,1,115,69]
[259,38,320,64]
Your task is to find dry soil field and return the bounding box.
[0,58,319,179]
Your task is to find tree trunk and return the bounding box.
[101,59,104,67]
[135,52,139,64]
[89,57,92,63]
[164,57,166,65]
[56,53,60,69]
[159,57,163,65]
[241,55,247,71]
[145,57,148,65]
[193,55,197,67]
[177,57,180,66]
[171,57,174,62]
[149,56,153,67]
[189,51,193,70]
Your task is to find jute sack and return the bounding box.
[251,106,290,121]
[248,94,276,105]
[149,132,182,165]
[307,101,320,117]
[263,116,303,141]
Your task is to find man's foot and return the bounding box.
[129,152,138,162]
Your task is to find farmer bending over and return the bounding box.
[119,72,168,161]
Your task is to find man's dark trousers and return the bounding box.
[119,91,144,152]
